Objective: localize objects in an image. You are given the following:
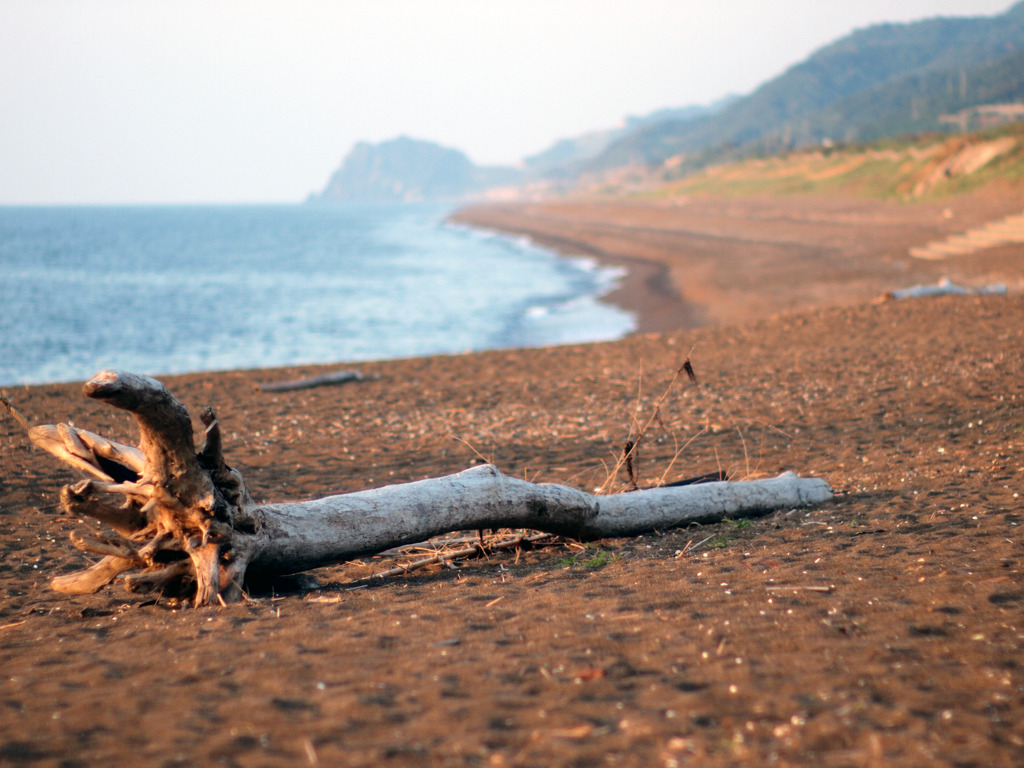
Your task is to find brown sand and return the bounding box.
[452,193,1024,332]
[1,195,1023,767]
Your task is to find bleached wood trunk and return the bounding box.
[21,371,832,607]
[250,466,830,575]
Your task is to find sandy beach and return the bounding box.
[1,194,1023,767]
[453,193,1024,332]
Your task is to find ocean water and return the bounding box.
[0,203,634,386]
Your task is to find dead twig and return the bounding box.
[685,535,716,553]
[682,357,697,383]
[622,439,638,490]
[0,393,32,432]
[362,531,555,581]
[654,424,713,488]
[601,352,699,494]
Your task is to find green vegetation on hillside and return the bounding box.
[581,3,1024,182]
[631,124,1024,203]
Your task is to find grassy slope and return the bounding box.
[625,124,1024,203]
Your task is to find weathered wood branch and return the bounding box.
[15,370,832,607]
[256,370,374,393]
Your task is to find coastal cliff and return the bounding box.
[315,136,522,203]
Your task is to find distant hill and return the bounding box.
[520,128,625,178]
[316,4,1024,202]
[520,100,736,178]
[790,48,1024,147]
[582,1,1024,178]
[315,103,739,203]
[316,136,522,203]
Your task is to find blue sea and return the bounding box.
[0,203,634,386]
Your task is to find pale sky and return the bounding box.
[0,0,1016,205]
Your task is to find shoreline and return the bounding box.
[451,205,702,334]
[5,192,1020,390]
[452,193,1024,333]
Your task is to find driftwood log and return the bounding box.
[16,370,832,607]
[256,369,374,393]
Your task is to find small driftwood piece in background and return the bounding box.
[884,276,1007,300]
[7,370,832,607]
[256,369,376,393]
